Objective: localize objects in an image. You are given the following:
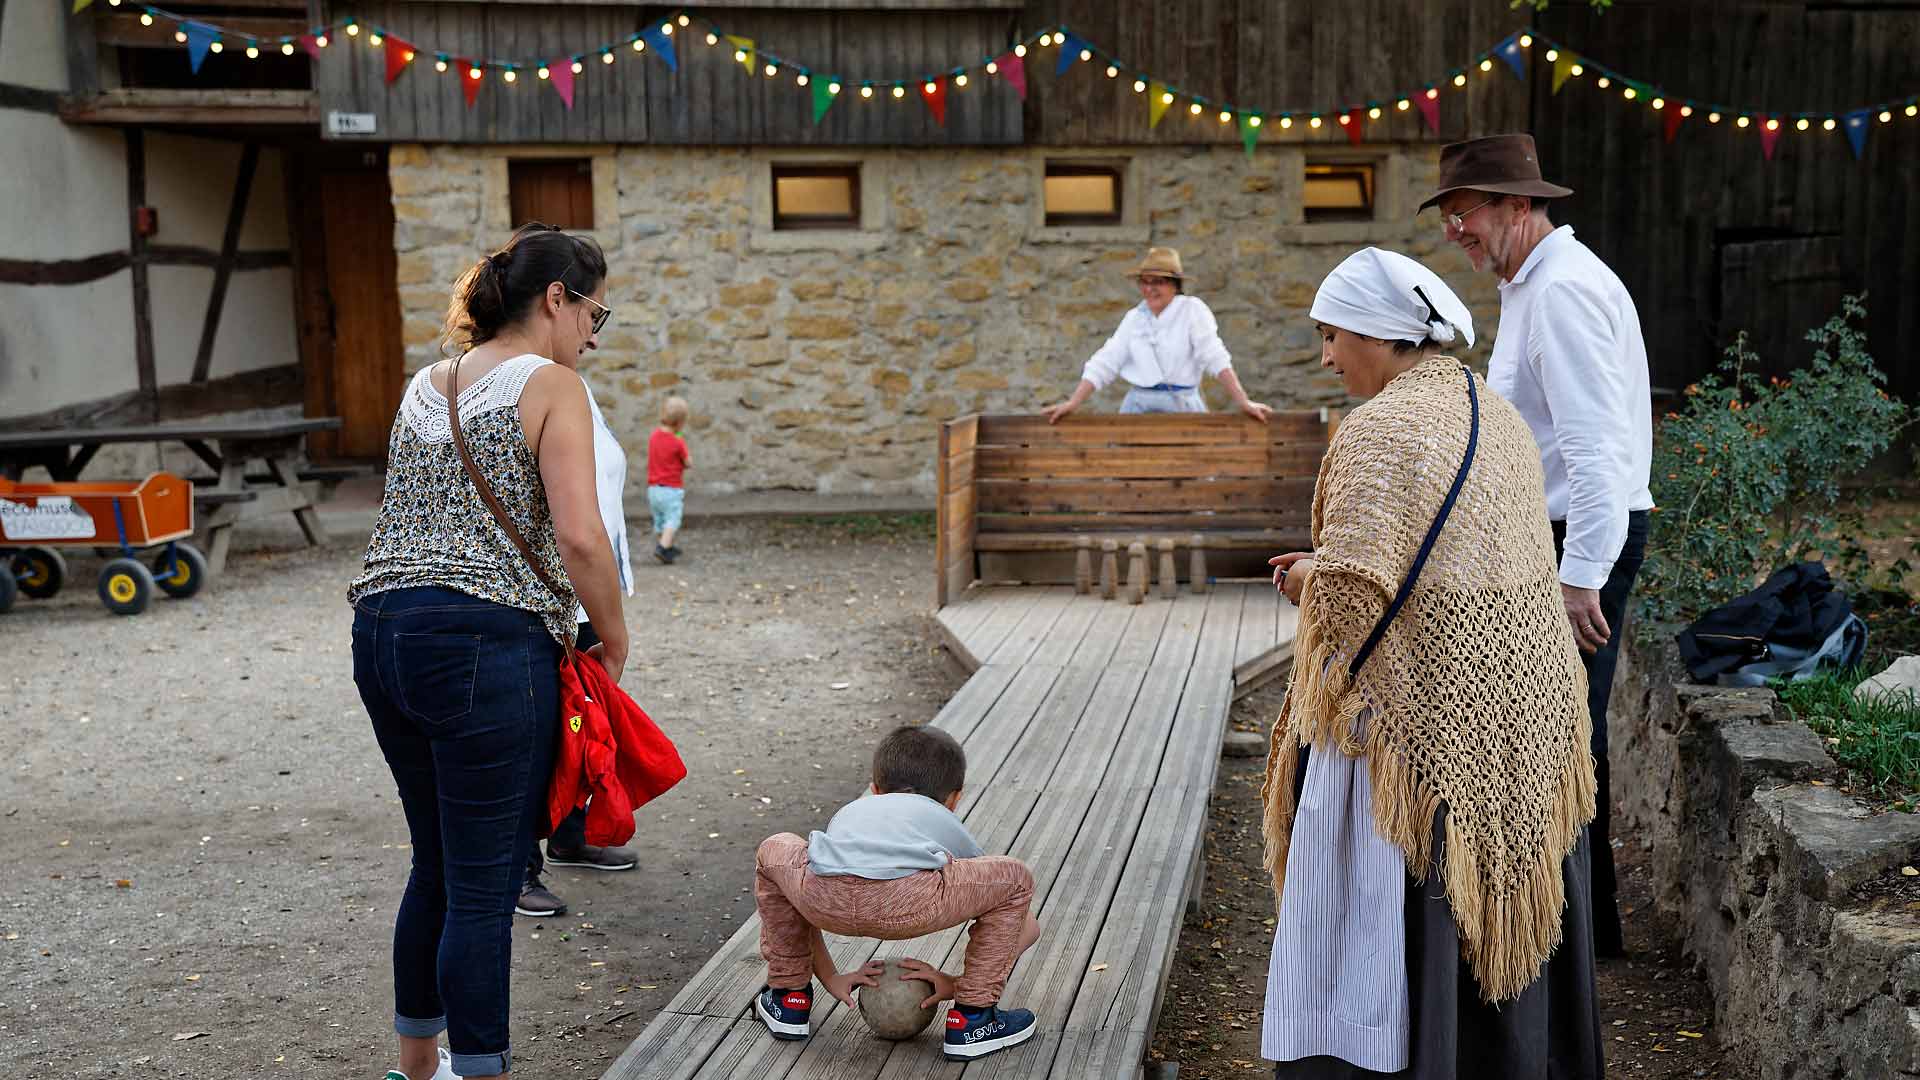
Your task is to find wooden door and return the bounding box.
[292,148,403,463]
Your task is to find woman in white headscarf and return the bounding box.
[1260,248,1603,1079]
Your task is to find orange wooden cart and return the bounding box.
[0,472,210,615]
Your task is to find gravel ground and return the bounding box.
[0,512,959,1079]
[1,508,1727,1080]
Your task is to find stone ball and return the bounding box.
[856,957,939,1040]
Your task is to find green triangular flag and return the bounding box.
[1552,53,1577,95]
[811,78,836,124]
[72,0,93,11]
[1149,82,1173,129]
[1239,114,1260,159]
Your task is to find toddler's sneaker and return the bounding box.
[755,984,812,1040]
[382,1045,460,1080]
[942,1003,1036,1060]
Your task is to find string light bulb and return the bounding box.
[1248,115,1261,127]
[246,44,258,58]
[677,15,689,27]
[986,61,998,75]
[108,0,119,6]
[1368,106,1382,119]
[1596,76,1611,89]
[469,65,483,79]
[139,13,153,25]
[1013,43,1026,57]
[346,22,359,36]
[891,84,904,98]
[1309,115,1323,128]
[434,57,446,71]
[1160,90,1173,105]
[1188,102,1202,115]
[1133,79,1146,93]
[1794,118,1809,131]
[1453,73,1467,87]
[633,38,645,52]
[209,40,222,53]
[860,84,873,98]
[285,42,297,56]
[1478,59,1492,72]
[1105,65,1118,78]
[537,65,549,79]
[828,81,841,95]
[1337,112,1350,125]
[1279,116,1293,129]
[659,22,672,35]
[1655,97,1669,110]
[1822,117,1836,131]
[1766,117,1780,131]
[601,51,613,65]
[1623,87,1636,100]
[1218,110,1231,123]
[315,34,329,47]
[1079,48,1092,62]
[955,73,968,87]
[1708,111,1721,123]
[1569,63,1583,76]
[173,30,186,43]
[1520,34,1533,47]
[1680,105,1693,117]
[1879,110,1893,123]
[403,49,414,62]
[1425,87,1439,100]
[765,62,778,77]
[571,60,582,74]
[1907,104,1918,117]
[733,49,746,63]
[1545,49,1559,62]
[705,32,718,46]
[502,68,515,83]
[1735,115,1750,128]
[796,73,809,86]
[1397,98,1410,111]
[923,80,937,94]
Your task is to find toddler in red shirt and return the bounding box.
[646,396,690,564]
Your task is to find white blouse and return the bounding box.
[1080,294,1235,391]
[578,382,634,623]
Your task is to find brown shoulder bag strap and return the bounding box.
[447,354,576,655]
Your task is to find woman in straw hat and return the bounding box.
[1260,247,1602,1079]
[1041,247,1272,424]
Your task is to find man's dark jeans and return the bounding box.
[353,586,559,1077]
[1552,510,1649,957]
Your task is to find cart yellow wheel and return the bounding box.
[13,547,67,600]
[97,558,155,616]
[151,542,209,599]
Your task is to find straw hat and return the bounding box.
[1126,247,1185,282]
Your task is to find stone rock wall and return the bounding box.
[387,143,1504,496]
[1611,637,1920,1078]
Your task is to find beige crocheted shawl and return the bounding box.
[1261,354,1595,1003]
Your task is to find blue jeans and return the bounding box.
[352,587,560,1077]
[648,485,685,533]
[1119,386,1207,413]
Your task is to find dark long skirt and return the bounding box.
[1273,748,1605,1080]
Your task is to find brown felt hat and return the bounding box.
[1417,134,1574,213]
[1126,247,1185,281]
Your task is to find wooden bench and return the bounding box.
[936,412,1338,605]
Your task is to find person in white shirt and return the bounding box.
[1042,247,1273,424]
[1424,133,1654,957]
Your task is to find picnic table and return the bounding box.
[0,417,344,574]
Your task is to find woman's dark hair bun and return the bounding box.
[442,223,608,356]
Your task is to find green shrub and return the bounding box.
[1638,296,1908,629]
[1773,667,1920,799]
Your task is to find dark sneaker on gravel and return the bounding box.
[514,877,567,917]
[544,843,637,871]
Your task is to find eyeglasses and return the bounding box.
[568,287,612,335]
[1137,276,1175,288]
[1442,197,1498,233]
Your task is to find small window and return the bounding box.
[509,159,594,230]
[1044,162,1123,227]
[1303,163,1375,223]
[772,164,861,230]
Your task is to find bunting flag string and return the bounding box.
[78,2,1920,161]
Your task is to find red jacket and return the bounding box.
[549,652,686,846]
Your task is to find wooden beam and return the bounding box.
[93,12,308,49]
[64,0,100,99]
[0,247,287,286]
[0,82,60,114]
[125,128,157,417]
[61,89,319,126]
[193,142,261,384]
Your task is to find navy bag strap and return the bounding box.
[1347,364,1480,678]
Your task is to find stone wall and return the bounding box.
[386,142,1504,496]
[1611,637,1920,1078]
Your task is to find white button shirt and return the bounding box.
[578,382,634,624]
[1490,225,1654,590]
[1080,294,1235,391]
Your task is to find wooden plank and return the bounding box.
[602,1014,750,1080]
[983,586,1076,667]
[943,415,980,459]
[976,477,1315,514]
[956,587,1046,668]
[976,511,1306,534]
[976,445,1324,481]
[942,451,975,492]
[1234,579,1280,671]
[932,606,983,672]
[936,419,952,609]
[977,412,1330,447]
[975,528,1302,553]
[1023,593,1105,668]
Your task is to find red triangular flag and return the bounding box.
[1415,91,1440,134]
[299,33,321,60]
[921,78,947,126]
[460,62,483,109]
[1663,107,1685,144]
[549,59,574,109]
[1760,118,1781,160]
[999,53,1026,100]
[1344,107,1366,145]
[384,37,414,84]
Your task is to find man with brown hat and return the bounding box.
[1422,133,1653,958]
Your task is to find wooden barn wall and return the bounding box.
[315,4,1025,144]
[1020,0,1530,146]
[1528,0,1920,401]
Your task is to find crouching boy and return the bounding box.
[753,725,1042,1060]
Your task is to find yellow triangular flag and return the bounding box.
[72,0,94,11]
[1148,81,1173,128]
[1552,53,1576,95]
[724,34,755,72]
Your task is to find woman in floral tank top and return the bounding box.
[347,224,629,1080]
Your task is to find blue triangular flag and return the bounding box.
[1495,32,1526,80]
[1056,33,1086,76]
[184,21,216,73]
[641,26,677,72]
[1844,110,1870,160]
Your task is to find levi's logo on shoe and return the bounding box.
[946,1010,967,1030]
[783,992,810,1010]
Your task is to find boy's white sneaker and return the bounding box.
[383,1046,461,1080]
